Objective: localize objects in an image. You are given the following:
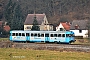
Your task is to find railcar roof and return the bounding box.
[10,30,74,34]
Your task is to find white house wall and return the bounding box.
[40,25,53,31]
[70,30,88,38]
[43,15,48,24]
[24,25,32,31]
[56,23,64,31]
[24,25,53,31]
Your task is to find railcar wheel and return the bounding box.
[58,41,61,44]
[69,41,72,44]
[54,41,58,44]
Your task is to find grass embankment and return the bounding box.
[0,48,90,60]
[0,38,9,41]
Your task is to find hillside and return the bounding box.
[0,0,90,27]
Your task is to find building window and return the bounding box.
[60,28,64,31]
[27,26,31,29]
[75,25,79,29]
[79,30,82,33]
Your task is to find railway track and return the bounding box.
[0,41,90,52]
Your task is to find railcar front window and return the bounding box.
[71,34,75,37]
[12,33,15,36]
[66,34,69,37]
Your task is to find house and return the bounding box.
[0,21,10,32]
[3,25,10,32]
[56,22,70,31]
[24,13,53,31]
[70,20,88,38]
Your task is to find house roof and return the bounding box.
[70,20,88,30]
[24,14,46,25]
[56,22,70,31]
[3,25,10,32]
[61,22,70,31]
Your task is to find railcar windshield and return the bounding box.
[12,33,15,36]
[66,34,75,37]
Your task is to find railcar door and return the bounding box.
[45,33,49,42]
[26,33,30,42]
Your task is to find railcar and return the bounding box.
[9,30,76,44]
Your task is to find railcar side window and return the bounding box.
[58,34,61,37]
[19,33,21,36]
[16,33,18,36]
[45,34,49,37]
[12,33,15,36]
[38,34,40,37]
[31,33,33,36]
[41,34,44,37]
[50,34,53,37]
[34,33,37,36]
[62,34,65,37]
[54,34,57,37]
[22,33,25,36]
[26,33,29,36]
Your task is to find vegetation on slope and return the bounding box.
[0,0,90,30]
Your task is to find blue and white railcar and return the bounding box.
[9,30,76,44]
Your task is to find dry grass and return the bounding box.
[0,48,90,60]
[0,38,9,41]
[72,38,90,45]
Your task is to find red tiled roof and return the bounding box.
[24,14,45,25]
[61,22,70,31]
[3,25,10,31]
